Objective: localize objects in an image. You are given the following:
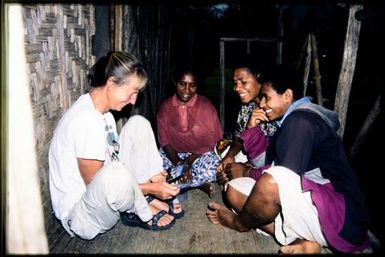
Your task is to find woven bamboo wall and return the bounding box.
[22,4,95,214]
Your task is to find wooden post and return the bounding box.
[276,4,283,65]
[302,35,312,96]
[114,4,122,51]
[310,33,323,106]
[7,5,49,253]
[334,4,363,138]
[296,34,308,70]
[114,4,123,132]
[350,94,382,158]
[219,39,225,130]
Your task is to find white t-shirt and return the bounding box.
[48,93,117,220]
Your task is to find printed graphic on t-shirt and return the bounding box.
[104,123,119,161]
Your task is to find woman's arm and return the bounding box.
[216,137,242,172]
[77,158,104,185]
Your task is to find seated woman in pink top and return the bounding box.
[156,66,223,196]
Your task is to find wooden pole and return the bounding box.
[114,4,122,51]
[334,4,363,138]
[303,35,312,96]
[310,33,323,106]
[350,94,382,158]
[276,4,283,65]
[7,5,49,253]
[296,34,308,70]
[219,39,225,131]
[114,4,123,131]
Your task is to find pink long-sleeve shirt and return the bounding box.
[157,94,223,154]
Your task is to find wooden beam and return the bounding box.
[7,5,49,253]
[303,35,312,97]
[114,4,122,51]
[219,39,225,131]
[276,4,283,65]
[350,94,382,158]
[310,33,323,106]
[334,4,363,138]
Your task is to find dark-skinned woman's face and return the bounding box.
[175,73,197,103]
[233,68,261,104]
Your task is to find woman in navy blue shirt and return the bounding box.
[207,64,370,254]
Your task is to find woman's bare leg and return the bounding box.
[207,173,280,232]
[226,185,247,212]
[226,183,275,236]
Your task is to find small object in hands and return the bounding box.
[177,182,195,192]
[214,139,233,159]
[166,162,189,183]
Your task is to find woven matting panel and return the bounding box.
[23,4,95,212]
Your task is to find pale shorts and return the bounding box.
[227,166,328,247]
[62,162,152,240]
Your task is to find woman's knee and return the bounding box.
[249,173,281,217]
[97,162,141,213]
[255,172,279,197]
[226,185,248,213]
[95,162,137,196]
[120,115,153,141]
[125,115,150,129]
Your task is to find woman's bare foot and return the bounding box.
[206,201,237,229]
[280,239,321,254]
[198,182,216,198]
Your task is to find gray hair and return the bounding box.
[88,51,148,90]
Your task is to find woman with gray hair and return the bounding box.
[49,52,181,240]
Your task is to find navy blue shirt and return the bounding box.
[266,109,369,246]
